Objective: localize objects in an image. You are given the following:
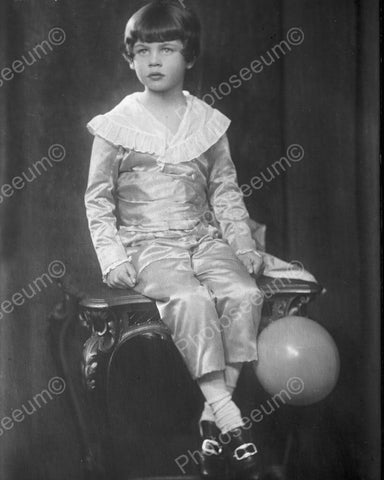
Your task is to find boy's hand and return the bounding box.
[106,262,137,288]
[237,251,264,277]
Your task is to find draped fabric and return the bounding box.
[0,1,379,479]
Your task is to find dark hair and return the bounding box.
[123,0,201,63]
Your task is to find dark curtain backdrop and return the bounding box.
[0,1,380,479]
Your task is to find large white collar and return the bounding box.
[87,91,231,164]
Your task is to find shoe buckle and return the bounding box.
[202,439,223,456]
[233,442,258,461]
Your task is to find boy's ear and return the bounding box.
[186,58,196,70]
[120,43,134,67]
[121,46,135,69]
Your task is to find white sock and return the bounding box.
[197,371,244,434]
[210,392,244,434]
[199,363,242,426]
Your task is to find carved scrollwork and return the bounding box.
[269,293,316,322]
[271,296,294,320]
[80,308,120,390]
[288,295,311,316]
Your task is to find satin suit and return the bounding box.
[85,92,263,379]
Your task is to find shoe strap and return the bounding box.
[233,442,258,461]
[202,439,223,456]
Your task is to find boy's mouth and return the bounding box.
[148,73,165,80]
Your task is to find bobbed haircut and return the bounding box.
[123,0,201,63]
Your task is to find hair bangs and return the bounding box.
[131,10,186,45]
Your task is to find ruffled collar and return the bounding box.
[87,91,231,164]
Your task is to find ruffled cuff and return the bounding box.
[95,242,130,278]
[236,249,263,258]
[102,258,132,284]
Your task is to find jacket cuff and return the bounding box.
[96,245,130,278]
[102,258,132,283]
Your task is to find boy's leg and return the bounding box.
[130,241,227,379]
[192,237,264,368]
[130,240,246,433]
[192,237,263,427]
[192,239,262,478]
[130,239,260,477]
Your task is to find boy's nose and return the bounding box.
[149,50,162,66]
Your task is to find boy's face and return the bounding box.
[130,40,194,94]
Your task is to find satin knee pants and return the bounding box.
[129,232,263,379]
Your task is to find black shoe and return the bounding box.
[197,420,228,480]
[224,426,260,480]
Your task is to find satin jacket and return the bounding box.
[85,91,257,277]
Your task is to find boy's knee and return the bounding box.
[230,281,263,308]
[172,284,213,307]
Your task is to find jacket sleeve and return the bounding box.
[84,135,129,277]
[207,134,257,254]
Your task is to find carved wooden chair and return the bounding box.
[48,221,323,480]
